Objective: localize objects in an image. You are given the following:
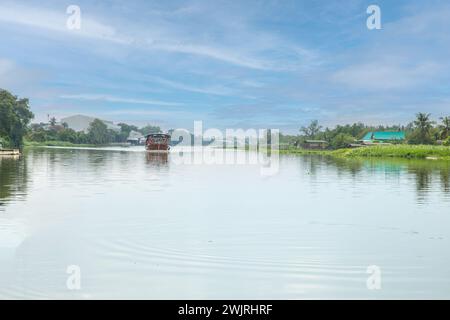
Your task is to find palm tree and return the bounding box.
[411,113,435,144]
[414,113,433,135]
[439,116,450,139]
[49,117,57,127]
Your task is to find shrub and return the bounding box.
[407,129,435,145]
[330,133,355,149]
[0,135,11,148]
[444,137,450,146]
[341,144,450,159]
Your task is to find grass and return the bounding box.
[24,141,450,160]
[278,148,333,155]
[278,144,450,160]
[333,144,450,160]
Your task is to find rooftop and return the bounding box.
[362,131,405,141]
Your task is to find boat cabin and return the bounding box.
[145,133,171,151]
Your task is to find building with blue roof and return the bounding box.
[362,131,406,142]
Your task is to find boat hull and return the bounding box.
[145,145,170,152]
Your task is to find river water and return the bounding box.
[1,147,450,299]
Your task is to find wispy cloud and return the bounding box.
[3,0,450,132]
[0,58,43,90]
[60,94,184,106]
[0,1,318,71]
[329,4,450,92]
[331,61,441,91]
[0,2,129,44]
[146,76,235,96]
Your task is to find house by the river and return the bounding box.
[361,131,406,143]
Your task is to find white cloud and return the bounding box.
[105,109,190,117]
[329,5,450,92]
[0,59,14,76]
[147,76,235,96]
[0,58,43,90]
[60,94,184,106]
[331,61,441,90]
[0,2,317,71]
[149,42,273,70]
[0,2,129,44]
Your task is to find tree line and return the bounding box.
[2,89,450,148]
[283,113,450,149]
[0,89,34,148]
[1,89,161,147]
[27,119,162,145]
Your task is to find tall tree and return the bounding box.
[300,120,322,138]
[410,112,435,144]
[0,89,34,148]
[88,119,110,145]
[414,113,433,134]
[49,117,57,127]
[140,124,161,136]
[118,123,139,142]
[439,116,450,139]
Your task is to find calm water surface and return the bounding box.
[1,147,450,299]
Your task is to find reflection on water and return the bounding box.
[1,148,450,299]
[297,155,450,203]
[0,155,28,210]
[146,152,169,166]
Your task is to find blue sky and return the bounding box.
[1,0,450,133]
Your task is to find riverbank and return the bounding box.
[24,140,98,148]
[0,149,20,156]
[280,145,450,160]
[24,142,450,160]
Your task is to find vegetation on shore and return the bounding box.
[24,140,97,148]
[27,118,161,146]
[279,144,450,160]
[277,112,450,160]
[0,89,34,148]
[2,88,450,161]
[333,145,450,160]
[281,113,450,148]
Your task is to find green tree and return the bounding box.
[88,119,110,145]
[409,112,435,144]
[330,133,355,149]
[118,123,139,142]
[118,123,139,134]
[439,116,450,140]
[140,124,161,136]
[76,131,89,144]
[49,117,57,127]
[27,128,48,142]
[58,128,78,143]
[0,89,34,148]
[300,120,322,138]
[444,137,450,146]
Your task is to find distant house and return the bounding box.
[61,115,120,132]
[302,140,329,150]
[127,130,145,145]
[362,131,405,143]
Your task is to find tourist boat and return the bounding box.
[145,133,171,152]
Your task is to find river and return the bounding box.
[1,147,450,299]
